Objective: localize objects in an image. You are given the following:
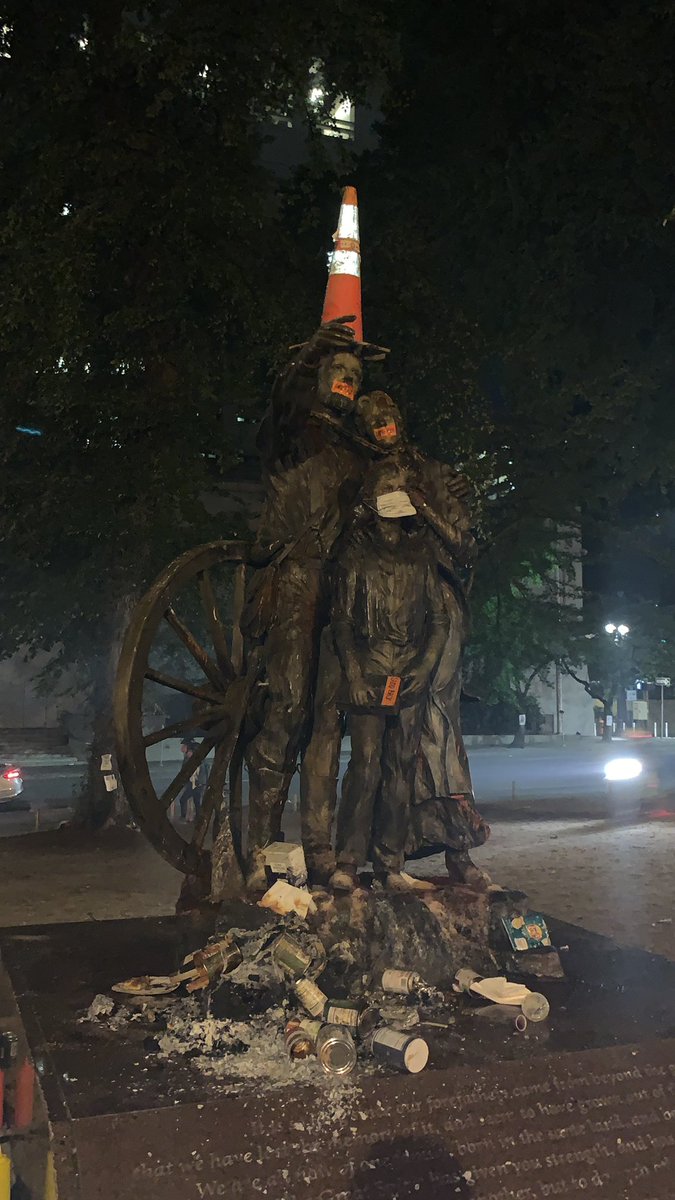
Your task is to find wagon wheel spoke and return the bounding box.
[143,706,222,748]
[231,563,246,675]
[144,666,222,705]
[192,738,230,852]
[229,743,245,866]
[159,733,218,812]
[198,568,235,683]
[164,605,224,692]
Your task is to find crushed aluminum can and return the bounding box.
[315,1024,357,1076]
[323,999,361,1028]
[294,978,328,1017]
[272,934,314,980]
[323,1000,382,1039]
[381,969,421,995]
[298,1018,323,1043]
[369,1026,429,1074]
[184,937,243,992]
[357,1006,382,1038]
[453,967,482,994]
[284,1019,316,1060]
[379,1004,420,1030]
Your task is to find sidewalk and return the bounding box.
[1,811,674,964]
[4,752,83,767]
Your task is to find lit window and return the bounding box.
[308,76,355,141]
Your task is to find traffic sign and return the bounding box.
[626,690,637,703]
[656,677,671,687]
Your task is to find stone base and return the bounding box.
[3,915,673,1199]
[308,881,495,986]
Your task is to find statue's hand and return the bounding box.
[407,487,428,514]
[349,675,373,707]
[402,663,431,702]
[307,316,357,358]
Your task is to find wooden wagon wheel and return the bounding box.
[113,540,254,894]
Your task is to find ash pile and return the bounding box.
[86,845,558,1089]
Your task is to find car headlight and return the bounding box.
[604,757,643,782]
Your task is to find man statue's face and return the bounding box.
[317,351,363,410]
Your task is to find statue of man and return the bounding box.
[328,458,449,893]
[299,391,405,883]
[242,317,383,888]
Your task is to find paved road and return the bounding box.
[2,738,674,837]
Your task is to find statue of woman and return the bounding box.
[406,457,492,890]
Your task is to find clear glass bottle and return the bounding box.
[521,992,550,1023]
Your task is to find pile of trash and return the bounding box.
[86,845,554,1086]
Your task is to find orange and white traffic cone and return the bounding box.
[322,186,363,343]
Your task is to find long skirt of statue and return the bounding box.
[407,582,490,858]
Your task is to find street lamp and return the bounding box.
[604,622,630,735]
[604,622,630,640]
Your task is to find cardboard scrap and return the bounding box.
[258,880,317,920]
[502,911,552,952]
[262,842,307,885]
[469,976,530,1006]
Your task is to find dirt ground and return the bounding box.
[1,812,674,962]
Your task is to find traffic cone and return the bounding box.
[322,186,363,342]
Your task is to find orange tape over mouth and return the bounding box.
[381,676,401,707]
[373,422,398,441]
[332,380,356,400]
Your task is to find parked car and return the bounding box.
[0,763,24,805]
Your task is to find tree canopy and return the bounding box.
[346,0,675,722]
[0,0,395,819]
[5,0,675,786]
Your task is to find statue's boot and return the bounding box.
[444,849,492,892]
[300,771,338,886]
[245,766,292,893]
[383,872,436,894]
[329,863,359,892]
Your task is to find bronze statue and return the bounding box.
[405,461,492,890]
[328,457,449,893]
[300,392,490,889]
[242,318,383,888]
[113,187,490,905]
[299,392,407,883]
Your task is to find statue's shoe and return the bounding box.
[244,856,268,894]
[329,864,359,892]
[444,851,492,893]
[385,872,436,893]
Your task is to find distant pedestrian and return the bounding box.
[178,739,208,822]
